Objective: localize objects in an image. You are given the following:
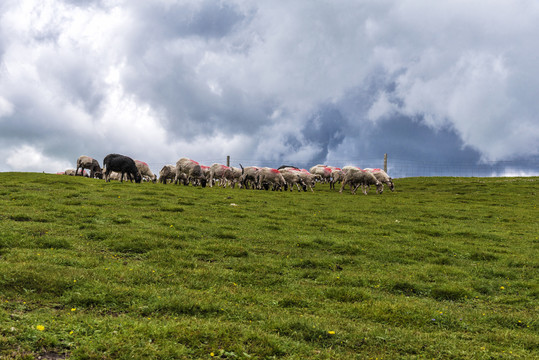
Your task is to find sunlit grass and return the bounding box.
[0,172,537,359]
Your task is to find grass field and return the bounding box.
[0,172,537,359]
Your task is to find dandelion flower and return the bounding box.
[71,308,76,311]
[210,353,215,357]
[36,325,45,331]
[328,331,336,335]
[500,286,505,290]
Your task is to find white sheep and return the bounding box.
[364,168,395,192]
[174,158,207,187]
[309,165,332,183]
[256,167,286,191]
[209,163,233,188]
[279,167,306,191]
[239,165,260,189]
[76,155,102,179]
[135,160,157,183]
[339,167,383,195]
[158,165,176,184]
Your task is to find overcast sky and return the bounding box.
[1,0,538,177]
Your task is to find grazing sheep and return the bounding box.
[340,166,362,191]
[106,171,128,181]
[327,166,344,190]
[158,165,176,184]
[279,168,317,192]
[257,167,286,191]
[135,160,157,183]
[174,158,207,187]
[103,154,142,183]
[239,164,260,189]
[228,166,243,188]
[209,163,232,188]
[296,169,318,192]
[309,165,332,183]
[201,165,211,184]
[364,168,395,192]
[341,165,361,174]
[339,167,383,195]
[76,156,102,179]
[279,167,306,191]
[64,168,88,177]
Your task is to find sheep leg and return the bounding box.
[339,180,346,193]
[362,184,368,195]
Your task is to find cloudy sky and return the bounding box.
[1,0,538,177]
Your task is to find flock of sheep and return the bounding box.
[60,154,395,195]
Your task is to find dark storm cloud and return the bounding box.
[299,106,346,165]
[128,1,247,41]
[0,0,538,176]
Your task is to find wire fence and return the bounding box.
[144,156,539,179]
[386,159,539,178]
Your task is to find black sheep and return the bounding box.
[103,154,142,183]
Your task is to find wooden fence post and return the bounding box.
[384,153,388,173]
[227,155,230,167]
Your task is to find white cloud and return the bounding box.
[6,145,71,172]
[491,168,539,177]
[1,0,539,175]
[367,92,396,122]
[0,96,14,118]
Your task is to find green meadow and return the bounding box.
[0,172,537,359]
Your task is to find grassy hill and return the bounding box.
[0,173,537,359]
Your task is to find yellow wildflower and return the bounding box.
[36,325,45,331]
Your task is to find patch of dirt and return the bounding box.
[37,351,69,359]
